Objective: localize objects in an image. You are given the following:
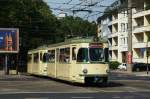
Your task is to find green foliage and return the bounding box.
[0,0,58,49]
[0,0,97,49]
[57,16,97,37]
[109,61,121,70]
[145,5,150,10]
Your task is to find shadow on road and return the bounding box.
[25,75,126,88]
[76,82,125,88]
[0,74,125,89]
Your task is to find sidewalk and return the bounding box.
[133,71,150,76]
[111,70,150,77]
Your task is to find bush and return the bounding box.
[109,61,121,70]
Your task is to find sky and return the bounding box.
[44,0,115,22]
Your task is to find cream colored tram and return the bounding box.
[28,46,48,76]
[28,38,109,84]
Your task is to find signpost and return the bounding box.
[0,28,19,75]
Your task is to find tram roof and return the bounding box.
[47,37,107,48]
[29,37,107,52]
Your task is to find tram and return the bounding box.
[27,37,109,84]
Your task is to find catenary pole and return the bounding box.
[127,0,133,73]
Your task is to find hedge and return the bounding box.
[109,61,121,70]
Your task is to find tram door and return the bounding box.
[71,46,77,80]
[56,48,59,77]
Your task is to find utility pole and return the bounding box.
[127,0,132,73]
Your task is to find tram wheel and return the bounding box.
[84,77,94,85]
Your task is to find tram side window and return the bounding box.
[42,53,48,62]
[48,50,55,63]
[33,53,39,63]
[28,54,32,63]
[77,48,88,62]
[59,48,70,63]
[72,47,76,60]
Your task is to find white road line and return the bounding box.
[71,97,94,99]
[25,98,48,99]
[0,91,97,95]
[112,96,121,99]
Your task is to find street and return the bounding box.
[0,92,150,99]
[0,72,150,99]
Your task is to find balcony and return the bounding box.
[120,45,128,52]
[111,32,118,38]
[133,58,150,63]
[133,9,145,18]
[145,5,150,16]
[133,26,145,33]
[145,9,150,16]
[112,19,118,25]
[108,33,112,38]
[110,59,118,61]
[132,42,150,48]
[145,25,150,32]
[112,45,118,50]
[107,32,118,38]
[109,46,112,51]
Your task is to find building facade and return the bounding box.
[97,0,150,63]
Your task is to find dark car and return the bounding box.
[132,63,150,72]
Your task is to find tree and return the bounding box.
[0,0,58,49]
[58,16,97,38]
[0,0,97,49]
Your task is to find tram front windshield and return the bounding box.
[77,48,104,63]
[89,48,103,62]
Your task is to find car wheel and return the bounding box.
[136,68,140,72]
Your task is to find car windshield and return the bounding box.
[89,48,104,62]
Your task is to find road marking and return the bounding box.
[71,97,94,99]
[25,98,48,99]
[0,91,97,95]
[112,96,121,99]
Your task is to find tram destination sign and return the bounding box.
[0,28,19,53]
[89,43,103,48]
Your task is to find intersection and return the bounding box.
[0,71,150,98]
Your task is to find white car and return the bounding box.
[118,63,127,70]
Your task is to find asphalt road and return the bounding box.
[0,92,150,99]
[0,72,150,99]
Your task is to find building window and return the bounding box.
[140,48,145,58]
[121,23,126,32]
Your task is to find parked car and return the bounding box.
[118,63,127,70]
[132,63,150,72]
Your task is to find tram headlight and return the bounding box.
[83,69,88,74]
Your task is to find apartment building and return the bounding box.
[97,0,150,63]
